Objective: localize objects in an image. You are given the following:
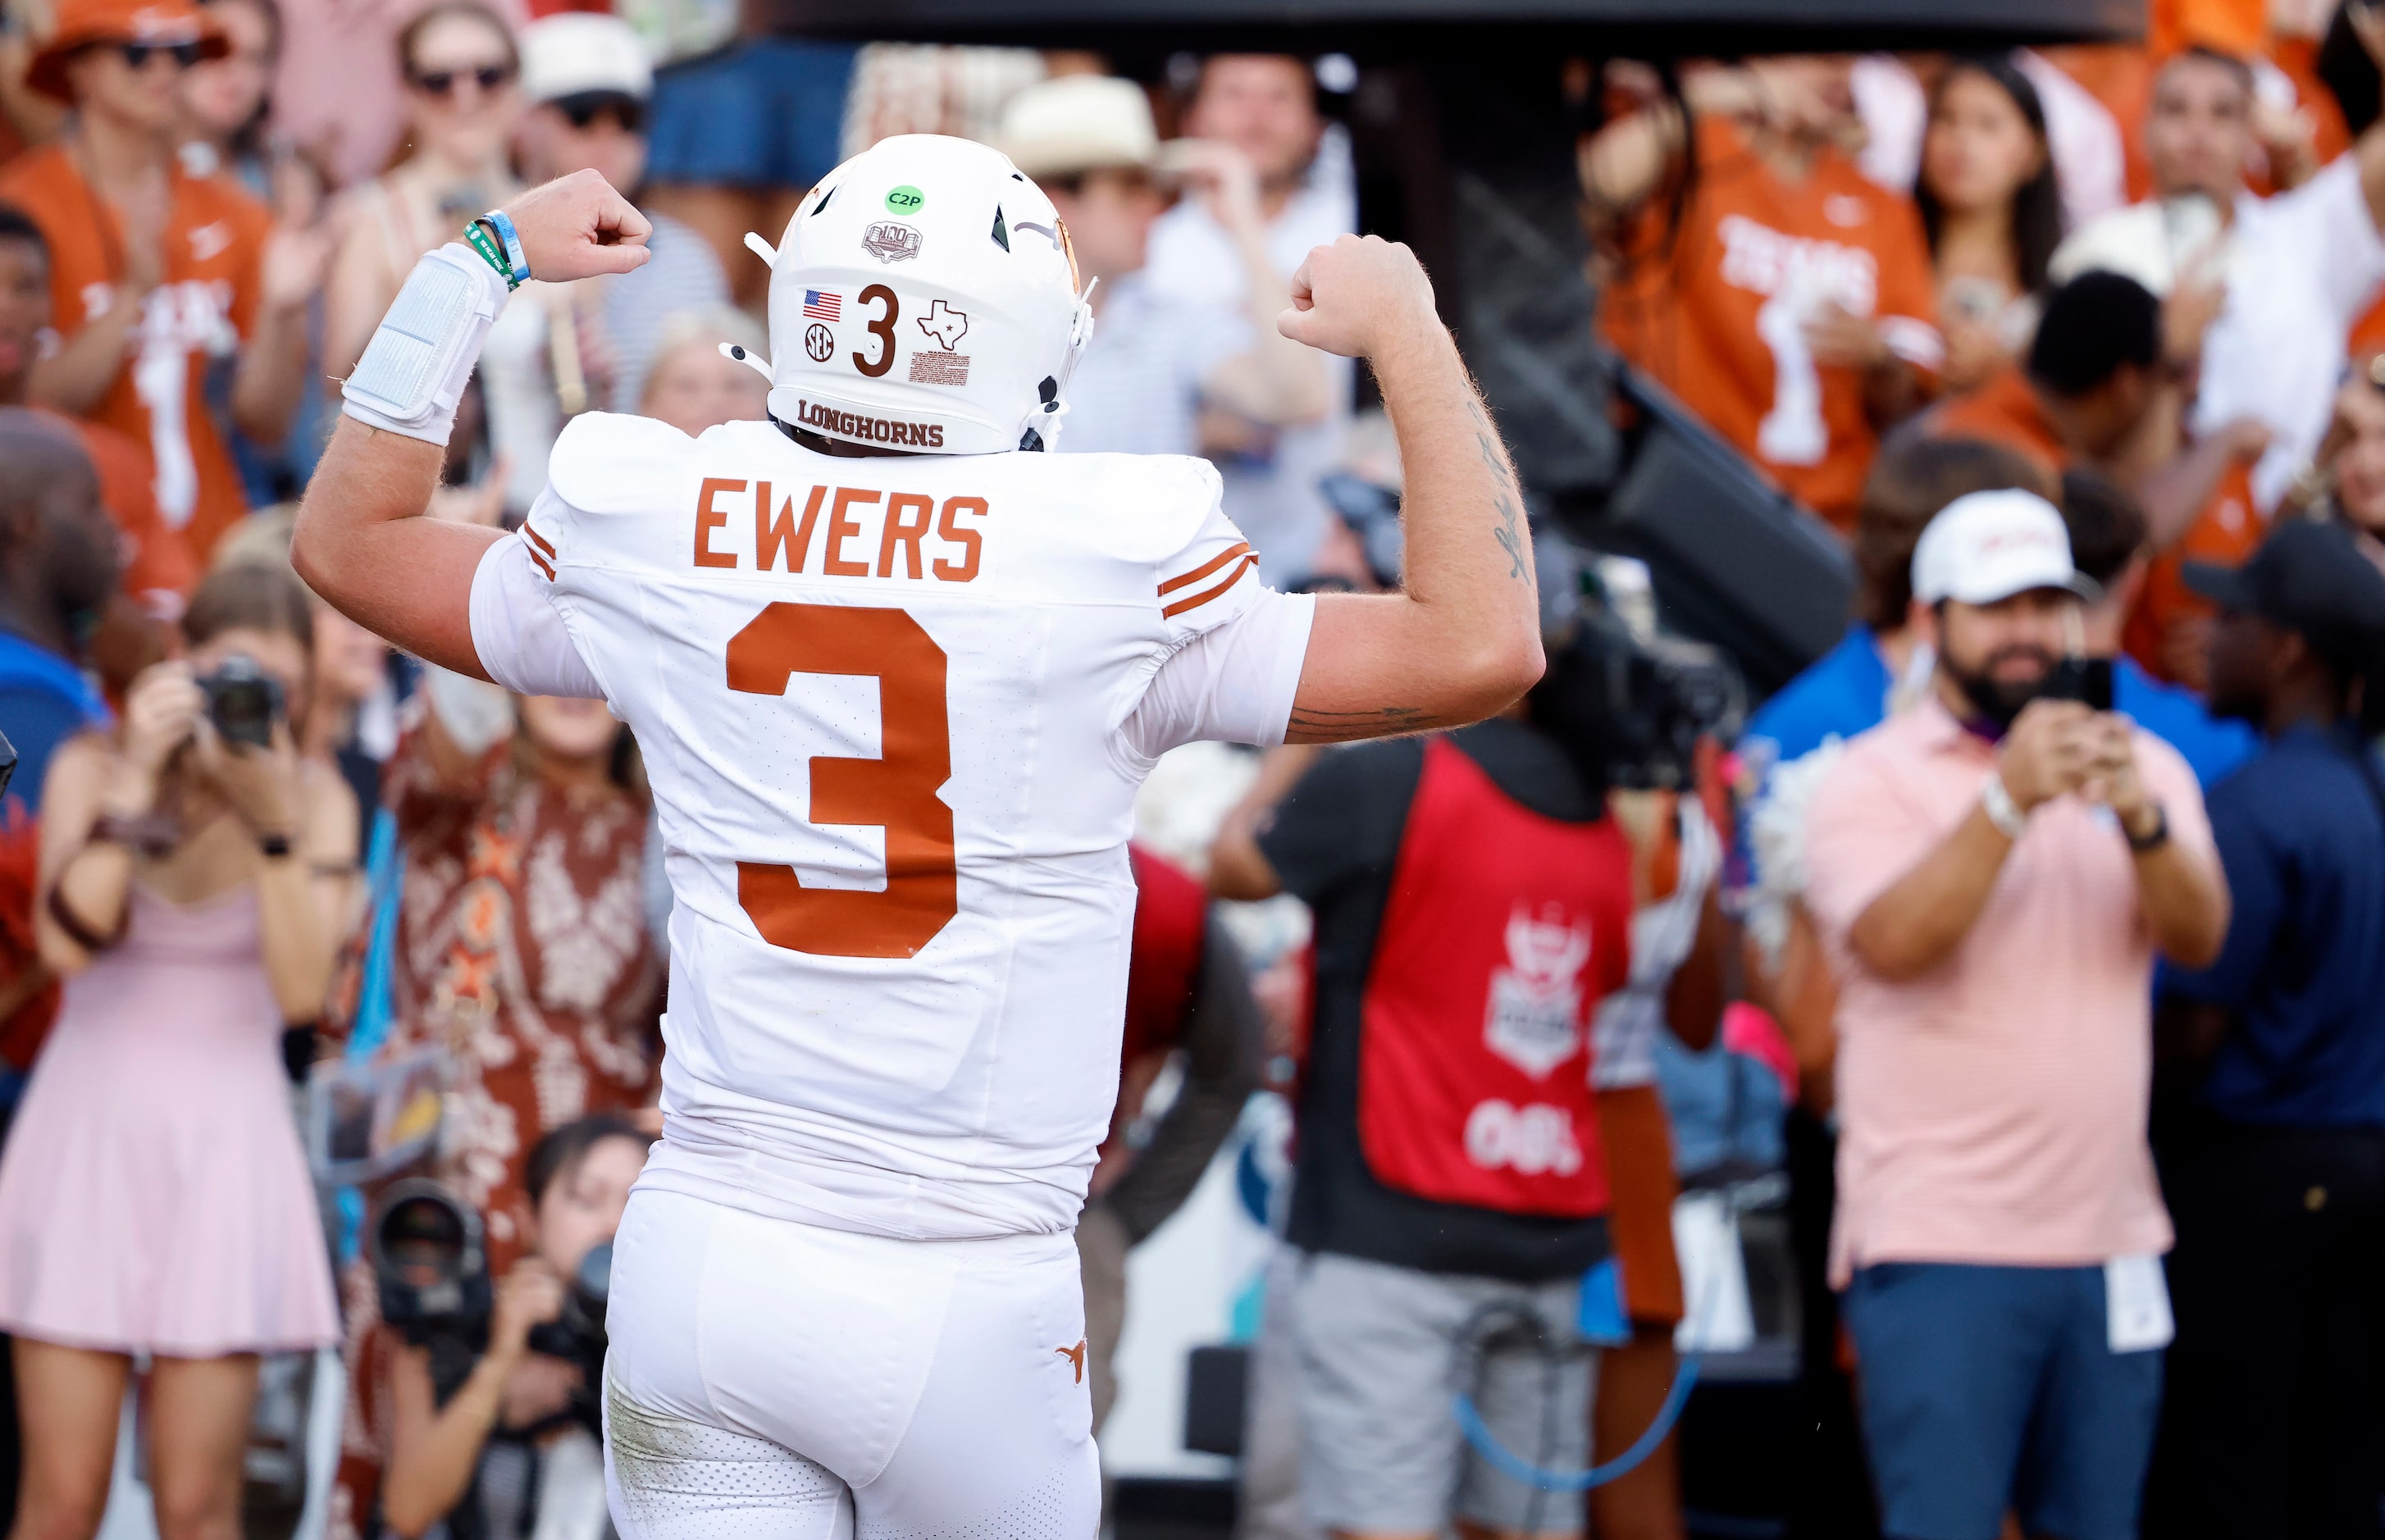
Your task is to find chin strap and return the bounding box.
[1021,279,1098,453]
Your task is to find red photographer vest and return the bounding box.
[1357,737,1634,1219]
[1123,844,1206,1067]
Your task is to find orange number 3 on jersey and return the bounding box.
[727,603,958,959]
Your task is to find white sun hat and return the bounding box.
[994,75,1160,183]
[518,13,653,106]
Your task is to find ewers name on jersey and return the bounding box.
[469,413,1315,1242]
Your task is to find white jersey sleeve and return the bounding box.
[1118,462,1316,759]
[467,511,606,699]
[1120,589,1314,759]
[1154,472,1267,638]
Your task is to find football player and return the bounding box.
[294,136,1543,1538]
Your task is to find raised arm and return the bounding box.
[290,171,651,677]
[1177,140,1330,431]
[1275,237,1544,742]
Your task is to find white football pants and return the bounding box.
[602,1187,1100,1539]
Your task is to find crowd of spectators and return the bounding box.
[1,1,2384,1538]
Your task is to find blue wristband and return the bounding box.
[481,208,530,286]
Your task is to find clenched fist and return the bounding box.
[1279,235,1440,362]
[499,169,653,285]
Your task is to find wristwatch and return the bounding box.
[2124,802,2172,854]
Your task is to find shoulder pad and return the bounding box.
[1058,452,1220,556]
[547,412,699,514]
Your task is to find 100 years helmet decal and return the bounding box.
[862,221,923,263]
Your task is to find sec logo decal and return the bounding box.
[805,323,835,362]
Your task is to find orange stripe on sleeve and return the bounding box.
[524,524,557,558]
[1157,541,1252,598]
[526,545,556,581]
[1160,554,1256,619]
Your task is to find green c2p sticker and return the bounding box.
[886,185,924,214]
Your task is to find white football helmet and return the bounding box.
[741,134,1095,455]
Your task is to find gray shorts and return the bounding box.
[1288,1249,1594,1534]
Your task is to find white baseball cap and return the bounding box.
[995,75,1158,182]
[519,14,652,106]
[1910,489,2100,607]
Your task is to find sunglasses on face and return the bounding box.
[556,95,644,133]
[408,63,512,96]
[118,40,206,69]
[545,90,644,134]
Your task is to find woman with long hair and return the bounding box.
[1915,54,2065,394]
[1581,54,1942,531]
[321,0,521,380]
[0,561,351,1540]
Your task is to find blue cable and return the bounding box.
[1451,1265,1722,1493]
[1452,1349,1702,1492]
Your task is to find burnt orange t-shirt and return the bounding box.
[2127,461,2264,691]
[75,418,198,621]
[1923,364,2073,476]
[0,144,270,563]
[1603,116,1942,531]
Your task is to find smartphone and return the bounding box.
[2042,656,2115,713]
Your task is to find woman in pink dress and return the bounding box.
[0,563,352,1540]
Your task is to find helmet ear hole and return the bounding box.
[991,207,1010,251]
[1037,376,1059,405]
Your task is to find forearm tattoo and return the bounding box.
[1464,394,1529,582]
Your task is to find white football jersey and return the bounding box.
[469,413,1314,1240]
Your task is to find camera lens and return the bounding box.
[377,1192,467,1282]
[574,1240,613,1308]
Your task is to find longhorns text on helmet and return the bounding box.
[736,135,1098,457]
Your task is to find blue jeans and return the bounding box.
[1842,1262,2163,1540]
[647,39,857,190]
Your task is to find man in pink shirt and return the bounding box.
[1803,487,2230,1540]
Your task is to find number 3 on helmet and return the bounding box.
[736,134,1097,456]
